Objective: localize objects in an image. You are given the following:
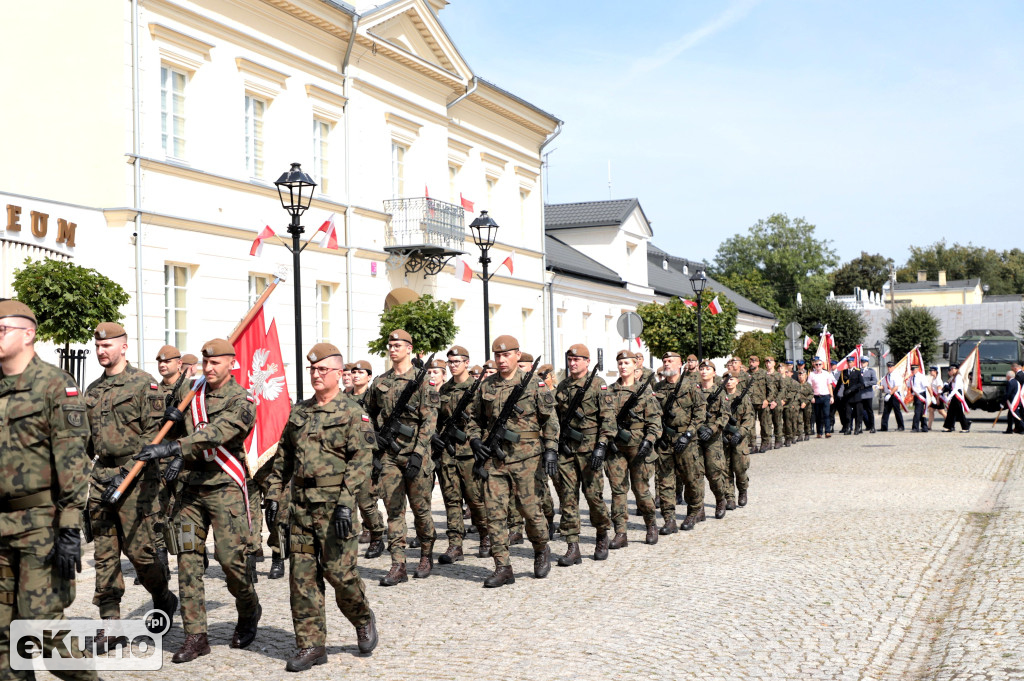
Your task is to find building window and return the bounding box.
[556,309,565,329]
[449,165,459,203]
[248,273,269,307]
[582,312,590,331]
[520,190,528,232]
[244,95,266,179]
[391,142,406,198]
[486,178,495,209]
[316,283,332,343]
[160,66,187,159]
[313,119,331,194]
[164,264,189,349]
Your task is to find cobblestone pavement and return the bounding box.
[51,420,1024,680]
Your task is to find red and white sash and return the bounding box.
[192,383,251,530]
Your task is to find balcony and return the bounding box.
[383,197,466,275]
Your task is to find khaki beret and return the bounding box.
[201,338,235,357]
[343,363,355,371]
[725,372,739,381]
[387,329,413,344]
[616,350,638,361]
[181,354,198,366]
[155,345,181,361]
[429,359,447,370]
[469,365,483,375]
[662,351,681,360]
[565,344,590,359]
[686,354,698,362]
[748,355,759,361]
[447,345,470,359]
[307,342,342,364]
[483,359,497,370]
[94,322,127,341]
[351,360,372,374]
[0,300,36,324]
[538,363,554,377]
[519,352,534,363]
[491,335,518,352]
[698,359,714,369]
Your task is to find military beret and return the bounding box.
[307,342,342,364]
[686,354,698,362]
[343,363,355,371]
[181,354,198,366]
[156,345,181,361]
[491,335,518,352]
[519,352,534,363]
[0,300,36,324]
[201,338,235,358]
[725,372,738,381]
[469,365,483,376]
[351,360,372,374]
[388,329,413,344]
[616,350,638,361]
[483,359,497,369]
[886,361,895,367]
[538,363,553,377]
[94,322,127,341]
[565,344,590,359]
[662,351,681,360]
[698,359,714,369]
[447,345,470,359]
[429,359,447,370]
[748,355,759,361]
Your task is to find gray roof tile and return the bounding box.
[545,199,642,230]
[545,235,623,286]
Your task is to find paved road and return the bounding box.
[53,424,1024,680]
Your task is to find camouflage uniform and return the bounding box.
[365,366,438,565]
[748,368,772,447]
[152,377,181,555]
[85,364,173,618]
[655,378,706,519]
[693,383,730,505]
[266,391,374,648]
[437,377,487,550]
[782,376,801,443]
[799,381,815,436]
[0,355,96,681]
[606,380,662,533]
[722,390,754,503]
[350,390,384,546]
[467,367,558,568]
[767,371,784,445]
[553,373,614,542]
[168,377,260,635]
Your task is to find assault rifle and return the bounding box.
[610,370,658,452]
[472,356,542,479]
[431,372,483,460]
[558,362,601,455]
[724,375,755,446]
[659,370,688,445]
[371,353,435,483]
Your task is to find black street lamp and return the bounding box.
[274,162,317,401]
[468,210,500,359]
[689,268,708,362]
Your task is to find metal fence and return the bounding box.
[383,197,465,252]
[55,346,90,388]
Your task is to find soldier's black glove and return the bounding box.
[697,425,713,442]
[728,417,738,428]
[725,424,740,439]
[638,439,654,462]
[730,431,745,447]
[135,440,182,461]
[45,528,82,581]
[404,453,423,481]
[163,406,184,424]
[164,455,183,483]
[470,438,490,464]
[100,468,128,505]
[589,442,606,472]
[265,500,279,529]
[673,432,692,454]
[430,434,446,457]
[332,505,352,541]
[543,449,558,478]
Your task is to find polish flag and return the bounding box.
[708,296,723,315]
[460,193,474,212]
[803,335,814,350]
[454,257,474,283]
[683,299,697,308]
[249,225,276,257]
[834,345,862,372]
[498,252,514,275]
[635,336,642,349]
[315,214,339,250]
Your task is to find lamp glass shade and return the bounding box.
[274,162,317,216]
[689,269,707,295]
[469,210,499,250]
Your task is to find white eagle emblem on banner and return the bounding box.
[248,348,286,405]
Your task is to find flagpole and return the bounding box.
[106,276,285,504]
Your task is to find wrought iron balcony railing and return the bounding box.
[383,197,466,253]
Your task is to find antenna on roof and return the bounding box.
[543,148,557,200]
[607,160,612,199]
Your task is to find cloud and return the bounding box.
[629,0,763,75]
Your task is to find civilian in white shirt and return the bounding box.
[879,361,906,432]
[927,366,947,430]
[942,365,971,432]
[808,359,836,438]
[910,364,930,432]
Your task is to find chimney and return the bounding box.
[938,270,947,287]
[917,270,927,282]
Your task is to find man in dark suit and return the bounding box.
[859,358,877,433]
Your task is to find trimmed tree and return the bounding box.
[636,289,738,360]
[884,306,942,365]
[791,298,867,364]
[368,294,458,357]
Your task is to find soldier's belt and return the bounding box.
[97,454,136,468]
[512,430,541,440]
[0,490,52,512]
[293,474,344,489]
[183,461,224,472]
[0,565,15,578]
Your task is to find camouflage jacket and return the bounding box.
[170,377,255,487]
[85,363,163,471]
[733,371,751,395]
[723,391,755,440]
[655,378,705,438]
[467,367,559,464]
[798,382,814,407]
[0,354,90,535]
[766,371,782,405]
[365,365,438,462]
[554,373,615,453]
[608,379,663,452]
[267,390,374,509]
[748,368,768,404]
[438,376,478,459]
[697,383,730,438]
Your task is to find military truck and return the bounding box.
[944,329,1024,411]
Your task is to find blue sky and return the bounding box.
[439,1,1024,269]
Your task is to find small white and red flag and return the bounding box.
[708,296,723,315]
[249,225,275,257]
[803,335,814,350]
[454,257,474,283]
[683,299,697,308]
[315,214,339,250]
[498,252,514,275]
[460,193,474,212]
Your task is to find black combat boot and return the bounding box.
[286,646,327,672]
[172,633,211,664]
[268,556,285,579]
[557,542,581,566]
[593,531,609,560]
[379,563,408,586]
[483,564,515,588]
[230,604,262,649]
[533,545,551,578]
[364,535,385,559]
[659,517,678,535]
[356,610,378,654]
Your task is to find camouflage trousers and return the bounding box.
[484,455,548,567]
[379,456,436,563]
[700,436,729,503]
[679,440,708,517]
[88,470,170,619]
[356,477,385,541]
[754,405,773,444]
[508,465,554,532]
[0,526,97,681]
[288,500,371,649]
[175,482,260,635]
[438,454,487,547]
[248,485,263,556]
[724,440,750,501]
[605,447,655,532]
[803,404,814,435]
[784,405,801,441]
[654,442,681,520]
[771,406,785,442]
[556,448,610,540]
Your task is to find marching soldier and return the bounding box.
[606,350,662,547]
[349,360,386,560]
[655,352,706,532]
[87,324,177,635]
[133,338,262,663]
[747,355,772,452]
[722,373,753,508]
[553,344,614,565]
[365,330,438,585]
[0,301,97,681]
[150,344,183,577]
[782,363,802,445]
[798,368,814,440]
[265,343,378,671]
[765,356,784,450]
[693,360,731,520]
[181,353,200,377]
[468,335,557,587]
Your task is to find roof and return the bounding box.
[892,278,981,292]
[475,78,563,126]
[545,199,643,230]
[646,244,776,320]
[545,235,624,286]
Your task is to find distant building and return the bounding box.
[885,270,983,306]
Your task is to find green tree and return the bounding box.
[832,252,894,296]
[896,240,1010,292]
[712,213,838,311]
[884,307,941,365]
[791,298,867,364]
[636,289,738,360]
[368,294,457,357]
[12,258,129,349]
[732,330,785,361]
[715,270,784,319]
